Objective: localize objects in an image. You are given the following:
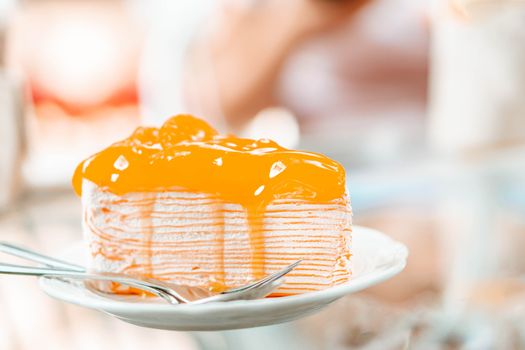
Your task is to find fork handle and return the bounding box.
[0,263,181,304]
[0,263,87,277]
[0,242,85,272]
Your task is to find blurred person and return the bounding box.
[140,0,430,137]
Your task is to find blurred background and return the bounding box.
[1,0,525,349]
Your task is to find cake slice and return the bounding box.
[73,115,352,296]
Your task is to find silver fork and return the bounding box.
[0,242,300,304]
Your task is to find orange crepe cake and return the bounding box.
[73,115,352,296]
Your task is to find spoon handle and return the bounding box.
[0,242,85,272]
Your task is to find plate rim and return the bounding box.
[39,225,408,314]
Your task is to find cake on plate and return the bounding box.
[73,115,352,296]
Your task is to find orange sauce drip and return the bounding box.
[141,193,155,278]
[73,115,347,285]
[215,203,226,290]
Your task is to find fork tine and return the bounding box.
[251,259,302,287]
[224,259,302,294]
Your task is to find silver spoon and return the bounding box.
[0,242,300,304]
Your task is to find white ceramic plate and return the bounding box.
[40,226,408,331]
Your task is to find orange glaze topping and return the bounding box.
[73,114,347,284]
[73,114,346,206]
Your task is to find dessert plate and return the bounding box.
[39,226,408,331]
